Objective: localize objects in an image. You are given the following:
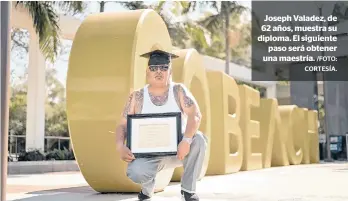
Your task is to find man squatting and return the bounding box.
[115,49,208,201]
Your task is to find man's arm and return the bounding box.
[116,91,136,150]
[176,84,202,138]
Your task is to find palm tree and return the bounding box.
[117,1,249,68]
[99,1,105,12]
[118,1,148,10]
[184,1,247,75]
[14,1,85,63]
[118,1,208,50]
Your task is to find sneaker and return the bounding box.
[181,190,199,201]
[138,191,151,200]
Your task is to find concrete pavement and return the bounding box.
[6,162,348,201]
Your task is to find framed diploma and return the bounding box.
[126,112,182,158]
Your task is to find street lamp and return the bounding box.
[1,1,11,201]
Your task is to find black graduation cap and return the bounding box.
[140,49,179,66]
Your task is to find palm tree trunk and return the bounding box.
[225,12,230,75]
[100,1,105,12]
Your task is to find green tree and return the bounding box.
[46,67,65,105]
[45,102,68,137]
[8,84,28,154]
[44,67,69,151]
[9,88,27,137]
[99,1,106,12]
[118,1,251,72]
[14,1,86,62]
[184,1,247,74]
[8,66,69,153]
[118,1,194,48]
[44,67,68,137]
[118,1,148,10]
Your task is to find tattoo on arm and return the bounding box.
[195,111,202,119]
[117,90,141,147]
[122,93,134,118]
[116,124,127,145]
[177,84,202,118]
[134,89,144,114]
[174,84,202,120]
[173,85,183,112]
[121,124,127,135]
[184,94,194,108]
[179,84,195,108]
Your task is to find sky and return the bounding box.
[10,1,251,87]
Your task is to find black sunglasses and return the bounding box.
[148,64,169,72]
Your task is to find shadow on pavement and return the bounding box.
[9,186,139,201]
[13,188,139,201]
[27,186,95,195]
[11,193,139,201]
[9,182,184,201]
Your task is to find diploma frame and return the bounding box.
[126,112,182,158]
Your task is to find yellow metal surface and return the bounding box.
[67,9,320,194]
[267,99,290,167]
[272,105,291,167]
[252,99,277,168]
[205,71,243,175]
[67,9,174,192]
[239,85,262,171]
[279,106,303,165]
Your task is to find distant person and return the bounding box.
[115,49,207,201]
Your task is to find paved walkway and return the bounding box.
[6,162,348,201]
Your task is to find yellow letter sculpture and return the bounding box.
[270,100,290,167]
[67,10,176,193]
[170,49,211,181]
[67,9,320,194]
[252,99,276,168]
[239,85,262,171]
[279,106,303,165]
[206,71,243,175]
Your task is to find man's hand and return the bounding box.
[118,145,135,162]
[177,140,191,160]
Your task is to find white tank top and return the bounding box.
[141,82,187,134]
